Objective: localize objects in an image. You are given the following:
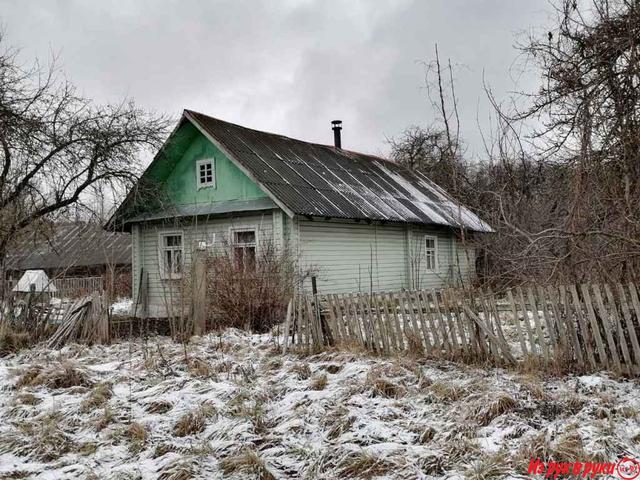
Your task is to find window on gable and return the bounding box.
[160,232,183,279]
[232,229,256,268]
[424,235,438,271]
[196,159,215,188]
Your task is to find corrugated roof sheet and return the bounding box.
[127,198,277,223]
[7,223,131,272]
[186,110,492,232]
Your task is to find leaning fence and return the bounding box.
[284,283,640,376]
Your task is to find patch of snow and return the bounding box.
[110,297,132,316]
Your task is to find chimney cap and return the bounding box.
[331,120,342,127]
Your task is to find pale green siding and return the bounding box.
[133,213,274,317]
[297,219,408,294]
[408,225,474,290]
[296,219,476,294]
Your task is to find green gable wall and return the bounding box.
[163,126,268,205]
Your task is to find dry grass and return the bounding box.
[158,456,198,480]
[428,380,465,402]
[188,357,215,378]
[80,382,112,413]
[16,362,92,390]
[14,392,41,406]
[173,404,216,437]
[125,422,148,453]
[0,325,32,357]
[516,373,549,400]
[309,373,328,390]
[145,400,173,414]
[324,406,355,440]
[515,427,585,470]
[464,451,512,480]
[467,392,519,426]
[366,368,406,399]
[405,331,425,356]
[417,426,437,444]
[219,448,276,480]
[2,415,75,461]
[336,450,395,479]
[95,405,115,431]
[289,362,311,380]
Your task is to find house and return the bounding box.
[5,222,132,298]
[109,110,492,317]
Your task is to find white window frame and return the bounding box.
[230,227,258,264]
[196,158,215,189]
[424,235,438,271]
[158,230,184,280]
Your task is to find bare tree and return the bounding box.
[0,34,171,286]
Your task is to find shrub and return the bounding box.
[204,240,312,333]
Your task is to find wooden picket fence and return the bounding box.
[52,277,104,298]
[283,283,640,376]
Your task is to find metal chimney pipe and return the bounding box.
[331,120,342,149]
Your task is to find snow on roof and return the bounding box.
[12,269,57,293]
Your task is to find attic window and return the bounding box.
[196,159,215,188]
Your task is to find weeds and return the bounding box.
[290,362,311,380]
[125,422,148,453]
[145,400,173,414]
[467,392,519,426]
[80,382,113,412]
[464,451,512,480]
[16,362,92,390]
[309,373,328,391]
[336,450,394,479]
[173,404,217,437]
[158,456,198,480]
[219,448,276,480]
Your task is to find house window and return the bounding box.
[424,235,438,271]
[232,229,256,267]
[196,159,215,188]
[159,232,183,278]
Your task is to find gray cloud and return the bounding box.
[1,0,551,159]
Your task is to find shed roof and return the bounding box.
[112,110,492,232]
[6,222,131,272]
[12,270,57,293]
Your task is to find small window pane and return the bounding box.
[234,230,256,245]
[197,160,214,187]
[164,235,182,247]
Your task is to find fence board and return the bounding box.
[580,284,609,369]
[603,284,633,375]
[527,287,549,362]
[559,285,584,367]
[617,284,640,370]
[507,289,527,355]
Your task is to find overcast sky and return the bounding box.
[1,0,552,159]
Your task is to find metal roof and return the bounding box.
[126,198,277,223]
[6,223,131,272]
[185,110,492,232]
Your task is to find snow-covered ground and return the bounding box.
[0,329,638,479]
[110,298,133,317]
